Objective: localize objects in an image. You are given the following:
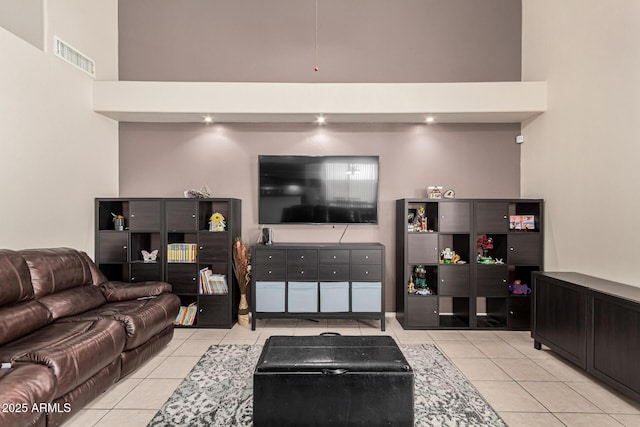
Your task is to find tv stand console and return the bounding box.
[251,243,385,330]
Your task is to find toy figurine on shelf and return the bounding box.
[408,278,416,294]
[209,212,226,232]
[440,247,456,264]
[417,206,427,232]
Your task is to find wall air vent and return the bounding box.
[53,36,96,77]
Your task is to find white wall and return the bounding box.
[0,0,119,252]
[521,0,640,286]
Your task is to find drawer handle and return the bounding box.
[433,310,437,314]
[192,214,196,218]
[131,277,135,281]
[365,271,369,275]
[301,255,304,259]
[192,277,196,281]
[199,246,204,250]
[503,215,508,219]
[269,255,272,259]
[333,255,337,259]
[200,309,204,313]
[510,247,514,251]
[333,271,337,275]
[123,246,127,249]
[300,270,304,274]
[503,279,507,283]
[441,279,445,282]
[509,311,514,315]
[268,270,272,274]
[131,214,135,218]
[365,255,369,259]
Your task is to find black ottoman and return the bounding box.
[253,335,414,426]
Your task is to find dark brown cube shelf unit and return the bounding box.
[251,243,385,330]
[95,197,241,328]
[395,198,543,330]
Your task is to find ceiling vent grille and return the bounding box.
[53,36,96,77]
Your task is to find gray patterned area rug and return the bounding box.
[148,343,506,426]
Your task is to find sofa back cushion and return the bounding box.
[0,300,52,346]
[19,248,92,298]
[37,286,107,321]
[0,249,35,306]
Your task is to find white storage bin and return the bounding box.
[320,282,350,312]
[256,281,285,312]
[288,282,318,313]
[352,282,382,312]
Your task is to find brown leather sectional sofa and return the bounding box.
[0,248,181,426]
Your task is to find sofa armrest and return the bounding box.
[99,281,172,302]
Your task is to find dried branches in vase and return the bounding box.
[232,238,251,326]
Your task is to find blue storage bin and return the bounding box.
[256,281,285,312]
[352,282,382,312]
[288,282,318,313]
[320,282,350,312]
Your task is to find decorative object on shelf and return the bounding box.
[111,212,125,231]
[476,235,494,258]
[184,185,211,198]
[413,265,433,294]
[494,258,504,265]
[417,206,427,231]
[408,278,416,294]
[427,186,443,199]
[440,247,456,264]
[509,215,535,230]
[233,238,252,327]
[141,249,158,262]
[443,189,455,199]
[508,279,531,295]
[209,212,226,232]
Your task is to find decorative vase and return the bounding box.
[238,293,249,326]
[114,218,125,231]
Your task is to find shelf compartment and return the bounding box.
[477,297,508,329]
[439,296,470,328]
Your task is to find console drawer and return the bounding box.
[319,264,350,281]
[254,249,286,266]
[351,249,381,265]
[319,249,350,265]
[287,264,318,281]
[351,264,382,281]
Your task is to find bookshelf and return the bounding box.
[95,197,241,328]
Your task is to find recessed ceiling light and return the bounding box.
[316,116,326,124]
[203,116,213,124]
[425,116,435,123]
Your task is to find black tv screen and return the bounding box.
[259,155,379,224]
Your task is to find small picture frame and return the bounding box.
[443,189,455,199]
[427,186,443,199]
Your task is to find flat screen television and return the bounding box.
[259,155,379,224]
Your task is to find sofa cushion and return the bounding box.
[61,293,181,351]
[0,319,126,397]
[0,364,56,427]
[0,249,35,305]
[37,286,107,321]
[100,281,172,302]
[0,301,52,346]
[20,248,92,298]
[79,251,109,286]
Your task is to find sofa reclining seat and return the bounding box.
[0,248,180,426]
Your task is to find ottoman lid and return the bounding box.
[255,335,412,373]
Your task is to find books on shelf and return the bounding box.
[167,243,197,263]
[199,267,228,295]
[174,302,197,326]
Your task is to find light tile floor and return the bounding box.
[65,317,640,427]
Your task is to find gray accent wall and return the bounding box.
[119,122,522,308]
[119,0,521,83]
